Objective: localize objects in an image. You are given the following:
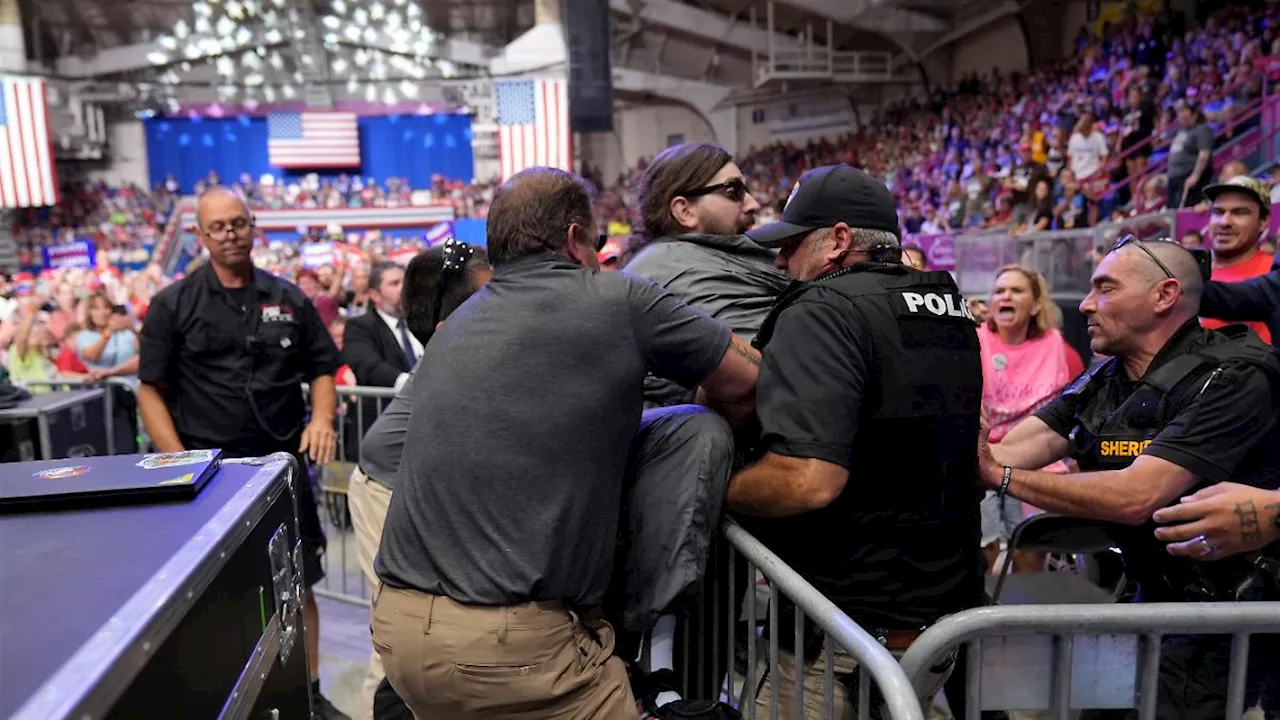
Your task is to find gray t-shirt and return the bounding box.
[358,372,414,490]
[375,251,732,607]
[1167,123,1214,178]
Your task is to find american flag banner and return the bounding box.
[266,111,361,168]
[495,78,571,181]
[0,76,59,209]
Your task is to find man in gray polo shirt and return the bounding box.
[346,240,491,720]
[372,167,759,719]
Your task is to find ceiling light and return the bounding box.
[173,20,190,38]
[399,80,417,97]
[343,25,361,42]
[353,8,369,26]
[264,29,282,43]
[158,35,178,50]
[332,0,347,14]
[322,15,340,29]
[347,77,359,93]
[281,84,296,98]
[383,86,397,105]
[362,27,377,43]
[263,85,276,102]
[147,50,169,65]
[331,57,348,74]
[365,84,377,102]
[215,16,236,36]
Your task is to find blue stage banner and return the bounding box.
[146,113,475,193]
[451,218,487,248]
[43,240,96,270]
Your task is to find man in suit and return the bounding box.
[344,261,422,389]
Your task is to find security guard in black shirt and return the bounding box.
[137,187,349,720]
[986,235,1280,719]
[727,165,984,718]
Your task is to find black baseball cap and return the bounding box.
[747,164,900,248]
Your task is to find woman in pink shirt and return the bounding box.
[977,265,1083,573]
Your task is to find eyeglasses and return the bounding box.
[204,217,252,236]
[1109,234,1213,282]
[680,179,749,203]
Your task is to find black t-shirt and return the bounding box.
[138,264,342,456]
[375,252,732,607]
[1120,103,1156,151]
[756,291,872,469]
[1036,324,1280,485]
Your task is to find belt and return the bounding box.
[872,628,924,652]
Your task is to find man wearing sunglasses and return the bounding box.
[981,234,1280,719]
[625,142,788,409]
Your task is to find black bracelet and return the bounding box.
[997,466,1013,498]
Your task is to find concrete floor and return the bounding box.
[316,593,372,719]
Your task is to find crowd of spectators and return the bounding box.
[0,264,166,388]
[7,3,1280,291]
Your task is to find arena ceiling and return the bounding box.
[19,0,1014,95]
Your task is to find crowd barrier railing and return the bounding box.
[679,519,927,720]
[302,389,927,718]
[950,210,1178,299]
[897,602,1276,720]
[13,375,143,456]
[306,384,398,605]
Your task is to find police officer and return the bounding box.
[728,165,984,718]
[985,235,1280,718]
[137,187,348,720]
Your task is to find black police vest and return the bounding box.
[1062,325,1280,601]
[754,264,983,553]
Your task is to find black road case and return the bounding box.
[0,389,109,461]
[0,453,312,719]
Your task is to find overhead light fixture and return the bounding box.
[147,51,169,65]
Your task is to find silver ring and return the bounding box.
[1197,535,1215,555]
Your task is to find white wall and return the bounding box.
[951,16,1028,81]
[86,119,150,188]
[734,94,860,156]
[579,102,716,184]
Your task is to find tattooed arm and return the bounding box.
[1153,483,1280,560]
[699,335,760,427]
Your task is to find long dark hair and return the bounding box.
[403,241,490,345]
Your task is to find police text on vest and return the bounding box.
[901,292,975,321]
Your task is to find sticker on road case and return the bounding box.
[157,473,195,486]
[34,465,89,479]
[137,450,215,470]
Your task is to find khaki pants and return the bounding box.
[754,645,952,720]
[371,584,639,720]
[347,467,394,720]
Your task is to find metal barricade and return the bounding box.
[12,375,143,456]
[672,519,925,720]
[897,602,1276,719]
[311,384,398,606]
[951,211,1178,300]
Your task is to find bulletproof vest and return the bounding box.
[1062,325,1280,601]
[754,264,983,554]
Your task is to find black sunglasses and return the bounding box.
[1110,234,1212,282]
[680,179,749,203]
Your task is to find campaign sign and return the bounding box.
[42,240,96,270]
